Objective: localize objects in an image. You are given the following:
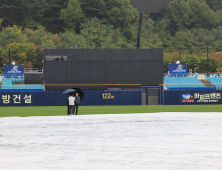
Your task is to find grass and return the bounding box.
[0,105,222,117]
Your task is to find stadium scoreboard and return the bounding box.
[43,49,163,90]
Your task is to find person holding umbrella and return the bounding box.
[74,93,80,115]
[62,89,76,115]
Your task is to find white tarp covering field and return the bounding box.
[1,113,222,170]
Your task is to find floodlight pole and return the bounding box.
[38,47,40,71]
[136,12,142,49]
[9,47,10,64]
[207,47,209,76]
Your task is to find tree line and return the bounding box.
[0,0,222,73]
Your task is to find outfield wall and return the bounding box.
[0,90,141,106]
[164,90,222,105]
[3,90,220,106]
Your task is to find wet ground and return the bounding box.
[0,113,222,170]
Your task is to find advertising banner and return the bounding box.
[4,65,24,78]
[1,93,34,106]
[0,90,141,106]
[180,92,221,104]
[164,90,222,105]
[168,64,188,75]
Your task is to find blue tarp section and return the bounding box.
[164,90,222,105]
[0,90,141,106]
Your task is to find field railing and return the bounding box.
[164,83,222,90]
[0,74,24,79]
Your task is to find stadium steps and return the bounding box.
[200,79,214,87]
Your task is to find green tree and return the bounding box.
[100,0,137,29]
[24,26,63,49]
[154,19,173,48]
[0,18,3,27]
[0,47,3,71]
[198,58,219,73]
[0,18,3,69]
[0,25,27,49]
[59,31,87,48]
[156,0,193,35]
[80,17,115,48]
[0,0,70,32]
[77,17,134,49]
[22,0,49,28]
[79,0,138,42]
[140,15,162,48]
[0,0,26,27]
[205,0,222,11]
[1,42,37,67]
[60,0,84,32]
[0,0,49,29]
[187,0,216,29]
[151,0,217,35]
[188,56,199,72]
[43,0,69,33]
[80,0,137,28]
[25,26,46,45]
[79,0,106,19]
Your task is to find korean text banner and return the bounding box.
[4,65,24,78]
[180,92,221,104]
[168,64,188,75]
[164,90,222,105]
[1,93,34,106]
[0,91,141,106]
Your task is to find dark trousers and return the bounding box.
[68,105,74,115]
[67,105,69,115]
[74,104,78,115]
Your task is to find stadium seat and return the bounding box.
[165,77,215,90]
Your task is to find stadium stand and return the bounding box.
[0,77,44,91]
[207,77,222,90]
[164,77,216,90]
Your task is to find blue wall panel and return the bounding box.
[54,92,66,106]
[134,91,141,105]
[79,95,86,105]
[111,91,120,105]
[85,91,93,105]
[0,90,141,107]
[28,92,35,106]
[119,91,127,105]
[42,92,50,106]
[164,91,171,105]
[164,90,222,105]
[126,91,134,105]
[171,91,179,105]
[92,91,101,105]
[34,92,43,106]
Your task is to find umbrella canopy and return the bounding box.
[63,89,76,94]
[69,88,84,100]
